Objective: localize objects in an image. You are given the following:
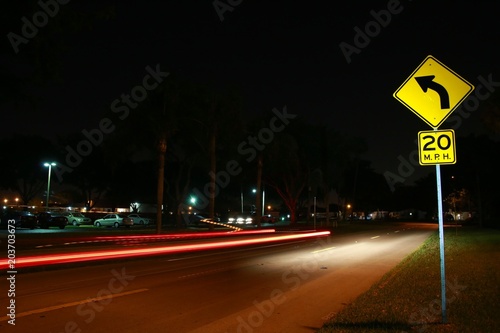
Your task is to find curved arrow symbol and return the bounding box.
[415,75,450,109]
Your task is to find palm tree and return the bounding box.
[108,77,243,232]
[144,80,183,233]
[183,86,243,227]
[113,78,184,233]
[164,132,204,227]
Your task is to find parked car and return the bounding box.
[94,214,134,228]
[1,210,38,229]
[37,212,67,229]
[128,213,153,225]
[61,212,93,226]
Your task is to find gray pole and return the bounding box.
[241,189,244,213]
[262,186,265,216]
[436,163,447,323]
[45,164,52,209]
[313,196,317,230]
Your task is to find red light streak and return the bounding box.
[2,231,330,269]
[94,229,276,241]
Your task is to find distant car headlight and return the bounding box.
[228,218,235,223]
[245,218,253,224]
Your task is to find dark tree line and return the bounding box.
[0,74,387,231]
[3,69,499,230]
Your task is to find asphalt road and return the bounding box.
[0,222,437,333]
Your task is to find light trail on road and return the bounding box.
[94,228,276,240]
[2,230,330,270]
[31,229,278,249]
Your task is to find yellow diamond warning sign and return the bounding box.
[418,129,456,165]
[394,55,474,129]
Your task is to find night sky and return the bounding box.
[3,0,499,185]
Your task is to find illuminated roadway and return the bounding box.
[0,222,437,332]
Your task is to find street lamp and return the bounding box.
[44,162,56,209]
[190,197,196,212]
[251,188,266,216]
[250,188,261,215]
[241,188,259,214]
[344,203,351,221]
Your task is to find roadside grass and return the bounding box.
[318,226,500,333]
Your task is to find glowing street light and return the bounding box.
[43,162,56,209]
[242,188,258,214]
[345,204,352,221]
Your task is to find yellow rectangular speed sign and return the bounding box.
[418,129,456,165]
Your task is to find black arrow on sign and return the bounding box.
[415,75,450,109]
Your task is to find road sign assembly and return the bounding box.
[393,55,474,324]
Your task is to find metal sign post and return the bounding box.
[435,162,447,323]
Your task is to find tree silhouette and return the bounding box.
[115,77,185,232]
[444,135,500,226]
[186,86,243,227]
[264,116,311,224]
[480,90,500,134]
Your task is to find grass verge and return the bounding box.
[318,226,500,333]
